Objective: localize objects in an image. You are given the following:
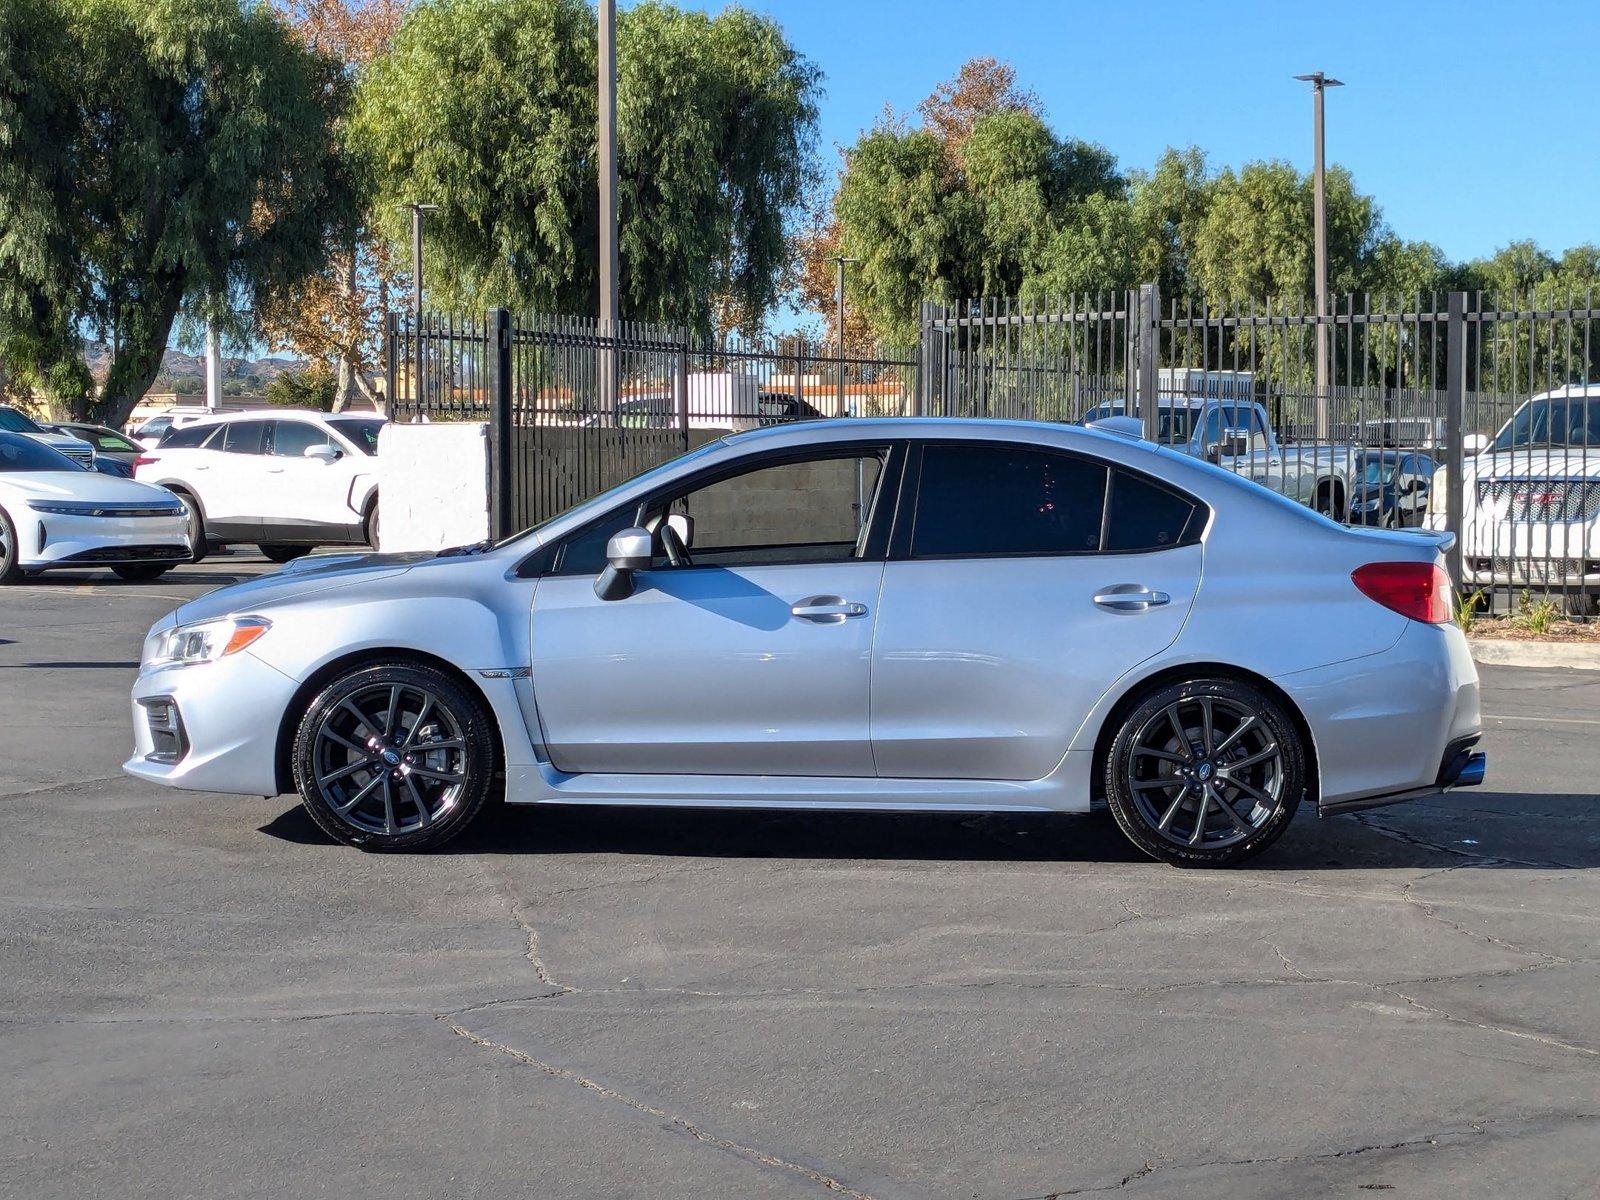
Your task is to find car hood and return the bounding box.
[1468,449,1600,480]
[166,551,437,628]
[0,470,177,504]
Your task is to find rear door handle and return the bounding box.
[792,595,869,623]
[1093,585,1171,612]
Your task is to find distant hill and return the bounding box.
[81,341,306,391]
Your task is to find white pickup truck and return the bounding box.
[1083,395,1357,516]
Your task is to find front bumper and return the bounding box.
[19,509,189,568]
[123,649,298,795]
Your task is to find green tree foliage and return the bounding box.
[265,365,337,411]
[0,0,354,425]
[352,0,819,335]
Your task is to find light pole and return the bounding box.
[598,0,618,407]
[400,202,439,324]
[834,255,859,416]
[1294,72,1342,436]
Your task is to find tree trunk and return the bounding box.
[93,282,183,429]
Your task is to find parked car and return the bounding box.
[1432,384,1600,593]
[1363,416,1447,451]
[45,421,143,466]
[0,431,189,583]
[551,372,777,431]
[125,417,1483,867]
[0,405,97,469]
[1349,450,1434,528]
[133,410,384,563]
[127,407,214,449]
[1085,397,1357,515]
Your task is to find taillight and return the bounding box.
[1352,561,1451,624]
[132,455,157,472]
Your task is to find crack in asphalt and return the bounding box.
[439,1016,879,1200]
[1012,1112,1600,1197]
[0,776,126,802]
[474,857,574,995]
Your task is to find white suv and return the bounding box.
[134,410,384,562]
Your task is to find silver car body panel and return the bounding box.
[125,418,1480,815]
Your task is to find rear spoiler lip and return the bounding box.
[1388,527,1455,554]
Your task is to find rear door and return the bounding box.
[200,420,273,536]
[870,440,1204,781]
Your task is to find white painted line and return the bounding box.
[1484,713,1600,727]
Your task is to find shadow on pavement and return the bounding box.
[258,790,1600,870]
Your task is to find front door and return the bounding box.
[531,443,899,777]
[871,440,1204,781]
[265,419,363,540]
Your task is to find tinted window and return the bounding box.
[271,420,331,457]
[81,428,138,452]
[0,432,78,472]
[327,418,384,454]
[1104,471,1199,552]
[555,508,639,576]
[159,423,216,449]
[220,421,268,455]
[0,408,40,433]
[913,444,1106,557]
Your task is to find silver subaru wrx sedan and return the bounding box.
[124,419,1485,867]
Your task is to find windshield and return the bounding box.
[494,438,729,548]
[327,417,385,455]
[0,408,42,434]
[1492,396,1600,451]
[0,431,80,472]
[1356,454,1399,485]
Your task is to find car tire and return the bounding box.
[259,544,311,565]
[363,497,379,550]
[0,507,22,585]
[292,661,497,852]
[1104,677,1305,868]
[173,490,208,563]
[112,564,172,582]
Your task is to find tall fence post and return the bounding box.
[383,310,398,418]
[675,328,690,453]
[487,308,514,540]
[1137,282,1161,441]
[1444,291,1466,586]
[913,301,936,417]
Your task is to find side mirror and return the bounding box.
[1204,443,1222,465]
[1464,433,1490,457]
[304,443,340,464]
[594,526,652,601]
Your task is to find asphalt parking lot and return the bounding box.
[3,557,1599,1199]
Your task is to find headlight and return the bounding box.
[26,499,186,517]
[143,616,271,668]
[1428,467,1448,515]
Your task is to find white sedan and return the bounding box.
[124,418,1484,867]
[0,432,190,583]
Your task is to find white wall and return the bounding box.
[377,422,491,552]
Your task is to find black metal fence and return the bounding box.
[387,286,1600,612]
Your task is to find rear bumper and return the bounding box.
[1319,738,1487,816]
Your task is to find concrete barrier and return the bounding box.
[377,422,491,552]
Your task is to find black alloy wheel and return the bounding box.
[293,662,497,851]
[1105,678,1305,867]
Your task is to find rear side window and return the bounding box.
[159,423,215,449]
[912,444,1106,557]
[220,421,268,455]
[1105,470,1200,552]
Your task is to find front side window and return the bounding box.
[661,451,886,568]
[271,420,332,457]
[326,418,384,454]
[0,408,40,434]
[912,444,1106,558]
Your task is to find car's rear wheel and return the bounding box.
[363,497,380,550]
[112,564,172,582]
[0,507,22,585]
[1104,678,1304,867]
[259,544,311,564]
[292,662,497,852]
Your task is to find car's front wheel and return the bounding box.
[292,661,498,851]
[0,507,22,585]
[259,544,311,564]
[1104,677,1304,867]
[112,564,172,582]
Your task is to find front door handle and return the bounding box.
[791,595,869,623]
[1093,585,1171,613]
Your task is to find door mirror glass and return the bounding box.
[664,512,694,548]
[304,443,341,464]
[1464,432,1490,457]
[595,526,653,601]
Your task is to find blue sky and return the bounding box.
[673,0,1598,263]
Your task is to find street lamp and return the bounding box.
[1294,72,1342,434]
[399,202,439,324]
[834,255,859,416]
